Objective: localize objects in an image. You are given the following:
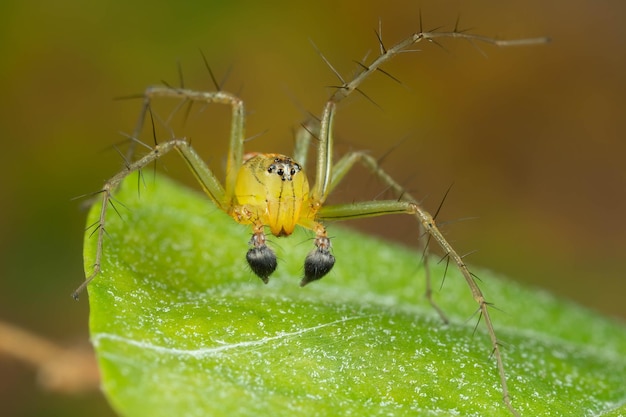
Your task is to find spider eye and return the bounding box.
[265,156,302,181]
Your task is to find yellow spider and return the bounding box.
[74,22,548,416]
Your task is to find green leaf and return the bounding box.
[85,173,626,417]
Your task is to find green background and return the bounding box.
[0,1,624,416]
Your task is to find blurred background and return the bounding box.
[0,0,624,415]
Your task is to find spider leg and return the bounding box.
[300,28,547,414]
[75,86,249,297]
[306,27,548,203]
[319,150,446,318]
[310,101,337,203]
[292,119,317,171]
[78,86,251,298]
[313,135,523,410]
[317,198,515,415]
[74,139,227,299]
[125,86,246,200]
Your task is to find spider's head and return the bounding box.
[266,156,302,181]
[235,153,310,237]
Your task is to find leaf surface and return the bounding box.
[85,173,626,416]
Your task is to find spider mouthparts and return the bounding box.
[246,245,277,284]
[301,247,335,286]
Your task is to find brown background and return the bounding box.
[1,1,624,415]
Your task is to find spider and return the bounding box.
[74,20,548,417]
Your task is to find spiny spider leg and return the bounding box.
[128,87,246,200]
[325,149,451,321]
[313,149,516,413]
[325,28,549,105]
[73,138,227,299]
[75,90,249,301]
[294,27,547,416]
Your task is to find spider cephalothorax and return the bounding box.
[231,152,335,285]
